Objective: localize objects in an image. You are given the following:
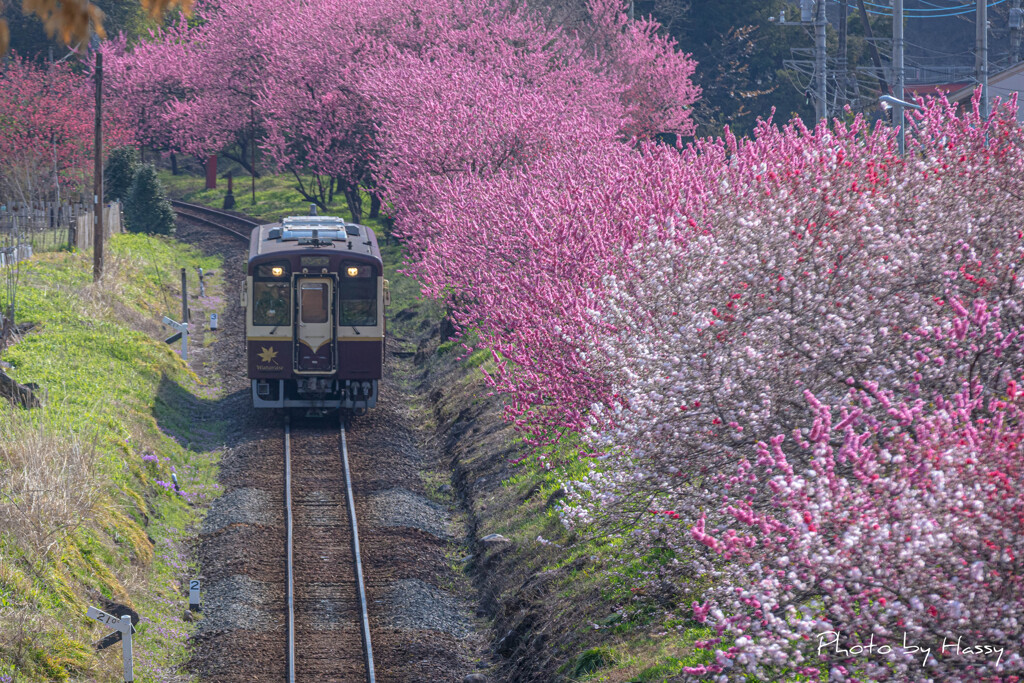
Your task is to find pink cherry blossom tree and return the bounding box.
[108,0,700,225]
[559,96,1024,679]
[0,54,134,204]
[101,25,197,161]
[256,0,379,220]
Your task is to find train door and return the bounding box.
[294,278,336,373]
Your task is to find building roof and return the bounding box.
[947,61,1024,103]
[907,82,971,98]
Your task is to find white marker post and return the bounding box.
[189,580,201,612]
[162,316,189,361]
[87,606,134,682]
[210,313,218,331]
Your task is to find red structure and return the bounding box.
[205,155,217,189]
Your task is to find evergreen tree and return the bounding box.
[124,164,175,235]
[104,146,138,202]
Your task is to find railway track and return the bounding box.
[284,416,376,682]
[170,199,258,242]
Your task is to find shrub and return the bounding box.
[104,146,138,202]
[124,164,175,235]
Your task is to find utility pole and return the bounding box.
[893,0,906,155]
[857,0,890,96]
[814,0,827,120]
[93,51,103,281]
[977,0,989,118]
[250,103,257,205]
[838,0,849,109]
[1012,0,1022,65]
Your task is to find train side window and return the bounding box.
[253,282,290,326]
[301,283,329,323]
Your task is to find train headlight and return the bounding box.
[271,266,285,277]
[346,266,359,277]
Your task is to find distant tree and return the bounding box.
[104,146,137,202]
[0,0,191,56]
[2,0,156,60]
[123,163,174,234]
[0,56,134,205]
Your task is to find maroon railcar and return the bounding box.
[244,216,388,411]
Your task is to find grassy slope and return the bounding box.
[0,234,226,681]
[426,339,718,682]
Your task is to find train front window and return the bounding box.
[301,283,329,323]
[253,282,290,326]
[339,275,377,327]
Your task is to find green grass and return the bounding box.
[426,356,720,681]
[0,234,227,681]
[158,169,391,234]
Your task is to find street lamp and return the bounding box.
[879,95,923,156]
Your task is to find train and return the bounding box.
[243,214,388,412]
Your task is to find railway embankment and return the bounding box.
[0,235,228,681]
[408,289,715,680]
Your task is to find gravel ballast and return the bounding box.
[365,487,453,539]
[383,578,472,638]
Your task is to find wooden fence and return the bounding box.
[74,204,123,250]
[0,201,122,254]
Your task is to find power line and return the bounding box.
[848,0,999,12]
[905,40,975,56]
[831,0,1007,16]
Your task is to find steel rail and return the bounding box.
[341,423,376,683]
[284,416,296,683]
[169,199,257,242]
[284,419,376,682]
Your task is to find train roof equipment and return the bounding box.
[248,215,382,266]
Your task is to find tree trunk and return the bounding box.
[291,171,328,211]
[369,193,381,220]
[222,147,260,178]
[170,153,178,176]
[344,186,363,225]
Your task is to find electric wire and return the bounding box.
[846,0,1000,12]
[831,0,1007,17]
[905,41,976,57]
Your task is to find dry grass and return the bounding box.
[0,411,101,563]
[80,248,178,338]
